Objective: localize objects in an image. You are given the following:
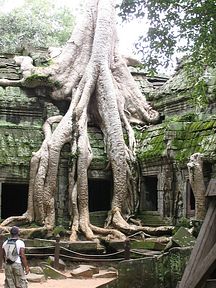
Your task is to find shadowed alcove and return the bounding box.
[88,179,112,212]
[1,183,28,219]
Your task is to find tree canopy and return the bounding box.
[0,0,75,52]
[118,0,216,71]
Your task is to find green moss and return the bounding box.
[36,58,54,67]
[151,134,164,144]
[53,226,67,237]
[26,73,48,82]
[188,122,201,131]
[28,229,47,239]
[53,80,62,88]
[173,217,192,234]
[200,120,215,130]
[135,117,216,164]
[179,113,198,122]
[24,73,61,88]
[0,126,43,166]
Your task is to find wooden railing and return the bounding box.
[0,234,148,269]
[0,236,142,271]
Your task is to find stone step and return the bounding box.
[90,211,108,227]
[89,210,171,229]
[138,212,171,226]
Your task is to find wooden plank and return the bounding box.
[183,240,216,287]
[179,199,216,288]
[206,179,216,197]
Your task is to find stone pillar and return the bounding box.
[157,173,164,217]
[182,180,188,218]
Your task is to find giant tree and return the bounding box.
[0,0,172,240]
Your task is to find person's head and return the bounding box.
[10,226,19,237]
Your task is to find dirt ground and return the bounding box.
[0,270,115,288]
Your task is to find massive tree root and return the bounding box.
[0,0,173,241]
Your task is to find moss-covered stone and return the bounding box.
[172,227,196,247]
[130,240,166,251]
[135,118,216,164]
[0,126,43,167]
[101,247,191,288]
[43,265,67,280]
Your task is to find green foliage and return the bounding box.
[24,222,41,228]
[0,0,75,52]
[28,228,48,239]
[118,0,216,71]
[164,113,198,123]
[53,225,67,237]
[190,78,208,110]
[173,217,192,234]
[118,1,216,110]
[24,73,59,87]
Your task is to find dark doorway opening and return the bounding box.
[1,183,28,219]
[187,181,195,217]
[88,179,111,212]
[142,176,158,211]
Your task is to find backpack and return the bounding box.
[4,239,19,264]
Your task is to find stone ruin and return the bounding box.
[0,48,216,230]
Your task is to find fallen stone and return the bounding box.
[107,267,117,272]
[47,256,66,271]
[172,227,196,247]
[27,273,46,283]
[30,266,44,274]
[79,265,99,275]
[43,265,67,280]
[70,265,99,278]
[93,271,117,278]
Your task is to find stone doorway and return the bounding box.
[141,176,158,211]
[88,179,111,212]
[186,181,195,217]
[1,183,28,219]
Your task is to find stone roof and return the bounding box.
[136,118,216,165]
[149,65,216,117]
